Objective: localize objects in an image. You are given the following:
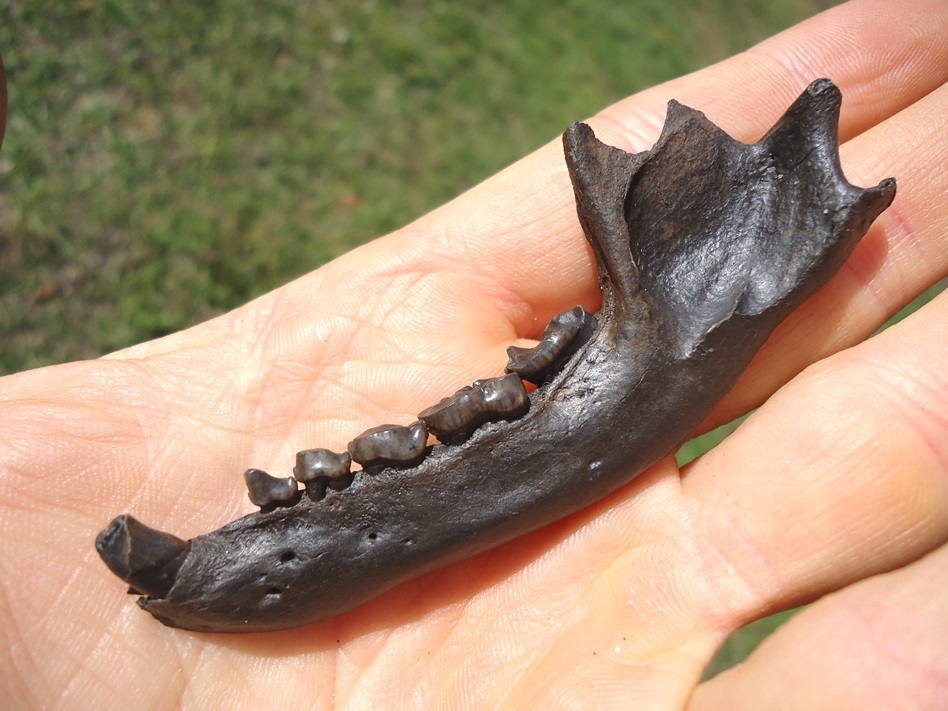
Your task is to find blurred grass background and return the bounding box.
[4,0,936,680]
[0,0,841,372]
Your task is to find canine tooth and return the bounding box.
[94,514,190,599]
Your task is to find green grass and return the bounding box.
[0,0,836,372]
[0,0,885,679]
[702,607,803,679]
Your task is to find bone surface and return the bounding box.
[95,514,191,599]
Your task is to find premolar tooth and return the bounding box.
[244,468,300,510]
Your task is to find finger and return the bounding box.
[595,0,948,149]
[682,288,948,636]
[104,0,948,475]
[226,0,948,425]
[689,541,948,711]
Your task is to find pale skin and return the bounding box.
[1,0,947,707]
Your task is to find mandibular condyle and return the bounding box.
[96,79,896,633]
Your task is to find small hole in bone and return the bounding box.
[403,538,413,546]
[368,532,378,541]
[265,587,281,596]
[279,550,296,563]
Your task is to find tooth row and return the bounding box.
[244,306,594,510]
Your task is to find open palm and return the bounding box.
[2,0,947,707]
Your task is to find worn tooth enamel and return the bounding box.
[506,306,598,385]
[293,449,351,481]
[293,449,353,498]
[244,468,300,510]
[478,373,529,417]
[347,421,429,470]
[418,386,484,444]
[419,373,530,444]
[94,514,190,599]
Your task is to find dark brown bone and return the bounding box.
[95,515,190,599]
[95,80,896,632]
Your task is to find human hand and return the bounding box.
[1,0,946,707]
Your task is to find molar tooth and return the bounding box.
[294,449,353,499]
[348,421,429,470]
[244,468,300,510]
[419,374,530,444]
[477,373,529,418]
[418,387,484,444]
[506,306,597,385]
[407,421,428,450]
